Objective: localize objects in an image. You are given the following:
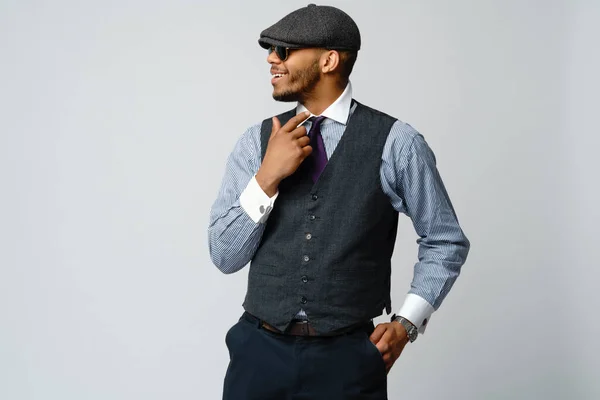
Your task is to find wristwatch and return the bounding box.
[390,314,418,343]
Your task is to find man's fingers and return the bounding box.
[370,323,407,373]
[296,135,311,148]
[291,125,308,139]
[370,324,387,345]
[375,329,394,354]
[282,111,311,133]
[301,146,313,158]
[271,117,281,137]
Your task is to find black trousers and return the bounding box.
[223,312,388,400]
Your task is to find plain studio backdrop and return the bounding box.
[1,0,598,399]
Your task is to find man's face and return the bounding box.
[268,47,323,102]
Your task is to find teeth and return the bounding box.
[274,74,285,78]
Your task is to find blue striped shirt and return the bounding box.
[208,83,469,332]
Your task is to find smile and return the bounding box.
[271,73,288,84]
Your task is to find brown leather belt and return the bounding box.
[243,312,373,337]
[262,320,318,336]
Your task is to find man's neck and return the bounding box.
[296,81,352,125]
[300,83,346,116]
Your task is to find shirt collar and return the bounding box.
[296,81,353,125]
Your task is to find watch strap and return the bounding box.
[391,313,418,342]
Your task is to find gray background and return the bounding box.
[1,0,598,399]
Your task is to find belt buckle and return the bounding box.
[299,321,309,336]
[290,320,311,336]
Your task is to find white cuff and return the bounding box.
[239,175,279,224]
[397,293,435,334]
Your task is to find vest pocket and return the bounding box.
[247,264,286,298]
[329,263,385,310]
[249,263,282,277]
[331,263,379,281]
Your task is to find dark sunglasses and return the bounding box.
[268,45,292,61]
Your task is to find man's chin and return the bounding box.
[272,90,299,103]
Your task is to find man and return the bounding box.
[209,4,470,399]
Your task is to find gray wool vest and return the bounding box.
[242,101,399,334]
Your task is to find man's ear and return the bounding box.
[321,50,340,74]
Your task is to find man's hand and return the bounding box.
[369,321,410,373]
[256,111,312,197]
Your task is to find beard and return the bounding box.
[272,59,321,103]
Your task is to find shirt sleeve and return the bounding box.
[381,121,470,333]
[208,123,278,274]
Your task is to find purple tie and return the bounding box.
[307,116,328,182]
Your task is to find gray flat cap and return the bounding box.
[259,4,361,51]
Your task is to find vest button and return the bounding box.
[303,255,310,262]
[301,275,308,283]
[305,233,312,240]
[309,215,316,221]
[311,194,318,201]
[301,296,307,304]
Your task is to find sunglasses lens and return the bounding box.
[269,46,288,61]
[276,46,287,61]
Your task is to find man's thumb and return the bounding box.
[271,116,281,137]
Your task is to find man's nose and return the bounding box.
[267,50,282,64]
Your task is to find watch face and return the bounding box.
[401,319,417,341]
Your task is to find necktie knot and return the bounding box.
[309,116,327,133]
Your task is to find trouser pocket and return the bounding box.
[363,332,387,376]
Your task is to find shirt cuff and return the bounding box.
[239,175,279,224]
[397,293,435,334]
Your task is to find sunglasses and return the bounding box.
[268,45,292,61]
